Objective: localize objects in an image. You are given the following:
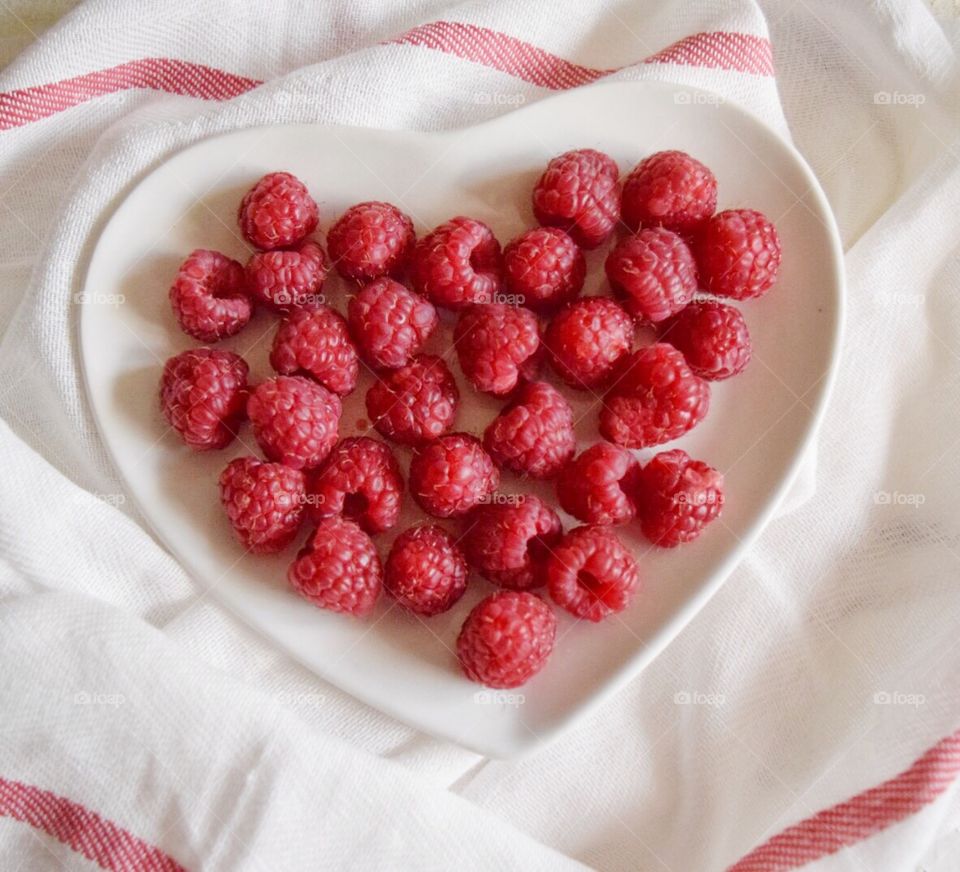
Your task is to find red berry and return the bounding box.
[327,201,415,282]
[502,227,585,312]
[454,303,541,397]
[238,171,318,250]
[462,495,562,590]
[546,525,640,621]
[219,457,305,553]
[169,249,251,342]
[245,239,328,312]
[270,306,359,397]
[484,381,575,480]
[159,348,248,450]
[695,209,781,300]
[605,228,697,324]
[287,517,382,616]
[366,355,459,446]
[409,433,499,518]
[556,442,639,526]
[457,591,556,688]
[384,525,468,616]
[621,150,717,235]
[307,437,403,534]
[600,344,710,448]
[410,216,502,310]
[532,149,620,249]
[545,297,634,390]
[634,449,724,546]
[659,301,751,380]
[247,375,341,470]
[347,278,438,370]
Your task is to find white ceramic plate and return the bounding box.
[79,81,843,757]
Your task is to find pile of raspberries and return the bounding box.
[160,149,780,690]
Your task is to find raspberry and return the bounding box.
[218,457,305,553]
[546,525,640,622]
[410,216,502,310]
[159,348,248,450]
[456,591,556,688]
[270,306,358,397]
[659,301,751,380]
[384,525,468,616]
[600,343,710,448]
[247,375,341,470]
[245,240,328,312]
[695,209,781,300]
[556,442,639,526]
[621,150,717,235]
[307,437,403,534]
[531,148,620,249]
[347,278,438,370]
[483,381,575,480]
[462,495,562,590]
[287,517,382,616]
[327,201,415,282]
[238,171,318,250]
[409,433,499,518]
[502,227,585,312]
[605,228,697,324]
[168,249,251,342]
[634,449,724,546]
[366,355,459,446]
[545,297,634,390]
[454,304,541,397]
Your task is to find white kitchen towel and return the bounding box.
[0,0,959,870]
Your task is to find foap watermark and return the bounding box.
[276,690,327,709]
[275,292,326,308]
[297,493,325,508]
[673,90,724,107]
[873,90,926,108]
[874,490,925,508]
[874,691,925,708]
[473,689,526,707]
[476,291,526,306]
[674,690,725,707]
[474,91,526,107]
[93,492,126,508]
[477,492,526,507]
[74,691,125,708]
[74,291,125,307]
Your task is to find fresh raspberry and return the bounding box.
[621,150,717,235]
[238,171,318,250]
[270,306,358,396]
[695,209,781,300]
[327,201,415,282]
[546,525,640,622]
[600,343,710,448]
[247,375,341,470]
[502,227,585,312]
[365,355,459,446]
[456,591,556,688]
[384,525,468,616]
[159,348,248,450]
[168,249,251,342]
[410,217,502,310]
[531,148,620,249]
[409,433,499,518]
[634,449,724,546]
[605,228,697,324]
[218,457,305,553]
[659,301,751,380]
[245,240,328,312]
[454,304,541,397]
[307,437,403,534]
[462,495,562,590]
[545,297,634,390]
[483,381,575,480]
[556,442,639,526]
[347,278,438,370]
[287,517,381,616]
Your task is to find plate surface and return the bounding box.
[80,81,843,757]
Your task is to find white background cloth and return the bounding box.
[0,0,959,869]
